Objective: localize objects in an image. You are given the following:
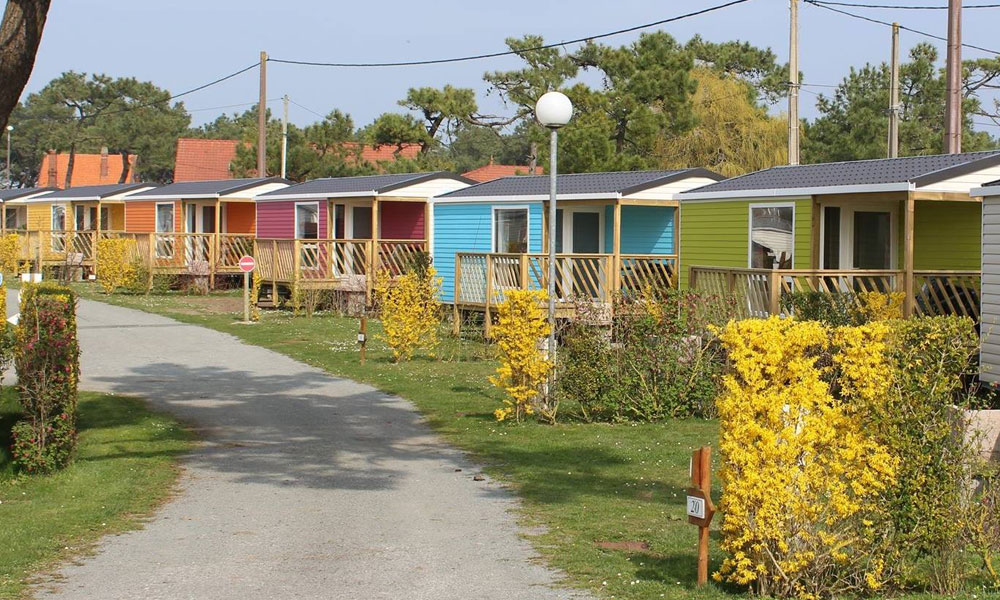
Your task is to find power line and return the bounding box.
[288,98,326,119]
[268,0,755,68]
[804,0,1000,55]
[810,0,1000,8]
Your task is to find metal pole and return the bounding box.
[547,128,557,370]
[888,23,900,158]
[281,94,289,179]
[257,51,268,176]
[788,0,800,165]
[243,270,250,323]
[5,127,11,187]
[944,0,962,153]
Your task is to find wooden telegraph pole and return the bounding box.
[257,50,268,176]
[888,23,901,158]
[944,0,962,153]
[788,0,800,165]
[687,446,715,585]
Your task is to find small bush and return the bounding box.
[373,266,441,361]
[95,238,138,293]
[0,233,22,275]
[490,289,553,423]
[12,283,80,474]
[559,289,731,421]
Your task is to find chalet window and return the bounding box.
[5,206,25,231]
[295,202,319,239]
[155,202,175,258]
[51,204,66,252]
[100,206,110,231]
[749,204,794,269]
[494,208,528,253]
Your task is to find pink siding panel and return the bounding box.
[380,202,425,240]
[256,201,328,239]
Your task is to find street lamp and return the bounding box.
[4,125,12,189]
[535,91,573,375]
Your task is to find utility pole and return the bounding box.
[888,23,901,158]
[257,50,268,176]
[281,94,289,179]
[944,0,962,153]
[788,0,800,165]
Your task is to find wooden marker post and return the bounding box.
[359,316,367,365]
[687,446,715,586]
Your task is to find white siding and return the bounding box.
[386,177,470,199]
[624,177,719,201]
[921,164,1000,193]
[982,197,1000,382]
[221,182,289,200]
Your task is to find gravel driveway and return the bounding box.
[20,295,588,599]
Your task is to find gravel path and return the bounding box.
[24,296,588,600]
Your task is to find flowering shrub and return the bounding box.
[856,291,904,321]
[12,283,80,474]
[715,317,897,598]
[0,233,21,275]
[490,290,553,423]
[373,266,441,361]
[250,270,262,322]
[95,238,138,293]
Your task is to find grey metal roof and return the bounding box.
[42,183,153,200]
[0,187,56,201]
[125,177,290,199]
[256,172,471,199]
[683,151,1000,195]
[438,168,723,198]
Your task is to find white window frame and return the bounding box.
[491,205,530,254]
[560,206,605,254]
[818,199,898,271]
[294,201,320,240]
[748,202,796,269]
[51,204,68,252]
[155,202,175,259]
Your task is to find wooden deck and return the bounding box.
[688,266,981,320]
[452,252,679,333]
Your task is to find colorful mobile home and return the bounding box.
[678,151,1000,318]
[973,179,1000,381]
[433,169,724,313]
[123,177,290,279]
[252,172,471,294]
[0,187,56,232]
[21,183,154,268]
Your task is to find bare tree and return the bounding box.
[0,0,51,130]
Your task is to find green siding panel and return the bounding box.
[911,202,981,270]
[679,198,812,288]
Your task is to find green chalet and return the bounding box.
[676,151,1000,319]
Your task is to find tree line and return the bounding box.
[5,32,999,187]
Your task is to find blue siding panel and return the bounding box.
[433,202,543,302]
[601,205,676,254]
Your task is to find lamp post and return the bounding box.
[4,125,12,188]
[534,91,573,376]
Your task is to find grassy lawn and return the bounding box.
[69,287,986,600]
[0,389,192,599]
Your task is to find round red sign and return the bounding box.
[238,255,256,273]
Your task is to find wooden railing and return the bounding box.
[454,252,679,307]
[688,266,981,320]
[217,234,255,272]
[253,238,429,294]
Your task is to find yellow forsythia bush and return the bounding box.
[0,233,21,275]
[715,317,897,599]
[95,238,138,294]
[490,290,554,423]
[856,291,904,321]
[373,267,441,361]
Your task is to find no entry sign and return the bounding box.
[239,255,256,273]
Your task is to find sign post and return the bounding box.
[238,255,256,323]
[687,446,715,586]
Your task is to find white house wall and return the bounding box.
[625,177,720,201]
[388,178,470,199]
[981,197,1000,382]
[923,165,1000,193]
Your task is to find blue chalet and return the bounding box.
[431,169,724,322]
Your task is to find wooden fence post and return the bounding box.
[768,269,781,316]
[484,254,494,339]
[271,239,278,304]
[147,233,155,291]
[209,235,217,290]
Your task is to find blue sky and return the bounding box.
[17,0,1000,135]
